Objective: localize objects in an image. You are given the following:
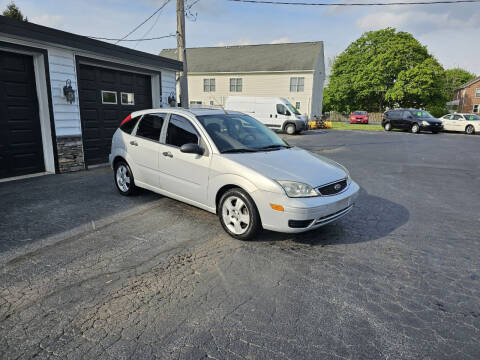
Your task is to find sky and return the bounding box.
[4,0,480,77]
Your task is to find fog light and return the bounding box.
[270,203,284,212]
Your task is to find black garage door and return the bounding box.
[78,64,152,166]
[0,50,45,179]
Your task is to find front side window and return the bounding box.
[102,90,117,104]
[290,77,304,92]
[166,115,199,147]
[136,114,165,141]
[276,104,289,115]
[203,78,215,92]
[473,104,479,113]
[412,110,434,118]
[475,88,480,98]
[230,78,242,92]
[453,115,462,120]
[121,92,135,105]
[197,114,289,153]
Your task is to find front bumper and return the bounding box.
[251,181,360,233]
[420,123,443,131]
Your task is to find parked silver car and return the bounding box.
[109,108,359,239]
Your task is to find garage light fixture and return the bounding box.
[63,79,75,104]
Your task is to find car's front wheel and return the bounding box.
[114,160,136,196]
[219,188,261,240]
[383,122,392,131]
[465,125,475,135]
[411,123,420,134]
[285,123,296,135]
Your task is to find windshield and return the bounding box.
[197,113,289,153]
[285,103,301,115]
[413,110,434,118]
[464,114,480,120]
[353,111,367,115]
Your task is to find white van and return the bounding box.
[224,96,308,135]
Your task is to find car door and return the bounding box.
[158,114,211,205]
[128,113,166,188]
[441,114,454,131]
[401,111,413,129]
[276,103,291,129]
[451,114,463,131]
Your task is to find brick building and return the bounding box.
[447,76,480,114]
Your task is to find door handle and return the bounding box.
[275,114,278,118]
[130,140,138,146]
[162,151,173,158]
[270,114,272,118]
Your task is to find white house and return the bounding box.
[160,41,325,119]
[0,15,181,180]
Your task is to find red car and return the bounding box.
[350,111,369,124]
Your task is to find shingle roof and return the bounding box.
[456,76,480,90]
[160,42,323,73]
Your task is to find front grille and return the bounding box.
[317,179,348,196]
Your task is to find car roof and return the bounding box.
[130,108,243,118]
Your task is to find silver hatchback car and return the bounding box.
[110,108,359,240]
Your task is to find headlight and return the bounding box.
[422,120,430,126]
[277,181,318,198]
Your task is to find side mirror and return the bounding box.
[285,110,291,116]
[180,143,204,155]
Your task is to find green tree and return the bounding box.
[324,28,446,113]
[2,2,27,21]
[444,68,476,100]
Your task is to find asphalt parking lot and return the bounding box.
[1,130,479,359]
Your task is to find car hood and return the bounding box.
[223,147,347,187]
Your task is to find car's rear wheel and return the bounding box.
[411,123,420,134]
[114,160,136,196]
[219,188,261,240]
[285,123,296,135]
[383,122,392,131]
[465,125,475,135]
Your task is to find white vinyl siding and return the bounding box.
[48,47,82,136]
[161,70,176,106]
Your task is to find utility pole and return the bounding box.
[176,0,189,108]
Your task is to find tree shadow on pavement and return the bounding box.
[256,188,409,246]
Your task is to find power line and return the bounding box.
[114,0,172,44]
[88,34,176,42]
[228,0,480,6]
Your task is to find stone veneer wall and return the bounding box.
[56,136,85,173]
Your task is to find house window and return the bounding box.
[121,92,135,105]
[290,77,304,92]
[475,88,480,98]
[190,101,202,105]
[203,78,215,92]
[101,90,117,104]
[473,104,479,113]
[210,101,214,105]
[295,102,301,110]
[230,78,242,92]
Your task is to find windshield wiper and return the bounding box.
[256,144,290,151]
[221,148,259,154]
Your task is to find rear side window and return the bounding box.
[120,116,140,134]
[166,115,199,147]
[136,114,166,141]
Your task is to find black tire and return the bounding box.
[383,122,392,131]
[285,123,296,135]
[114,159,136,196]
[218,188,261,240]
[411,123,420,134]
[465,125,475,135]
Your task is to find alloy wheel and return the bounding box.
[116,165,131,192]
[222,196,250,235]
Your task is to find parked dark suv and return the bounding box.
[382,109,443,134]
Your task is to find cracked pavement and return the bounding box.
[0,130,479,359]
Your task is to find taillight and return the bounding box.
[120,114,132,127]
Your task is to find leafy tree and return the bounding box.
[2,2,27,21]
[324,28,446,113]
[444,68,476,99]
